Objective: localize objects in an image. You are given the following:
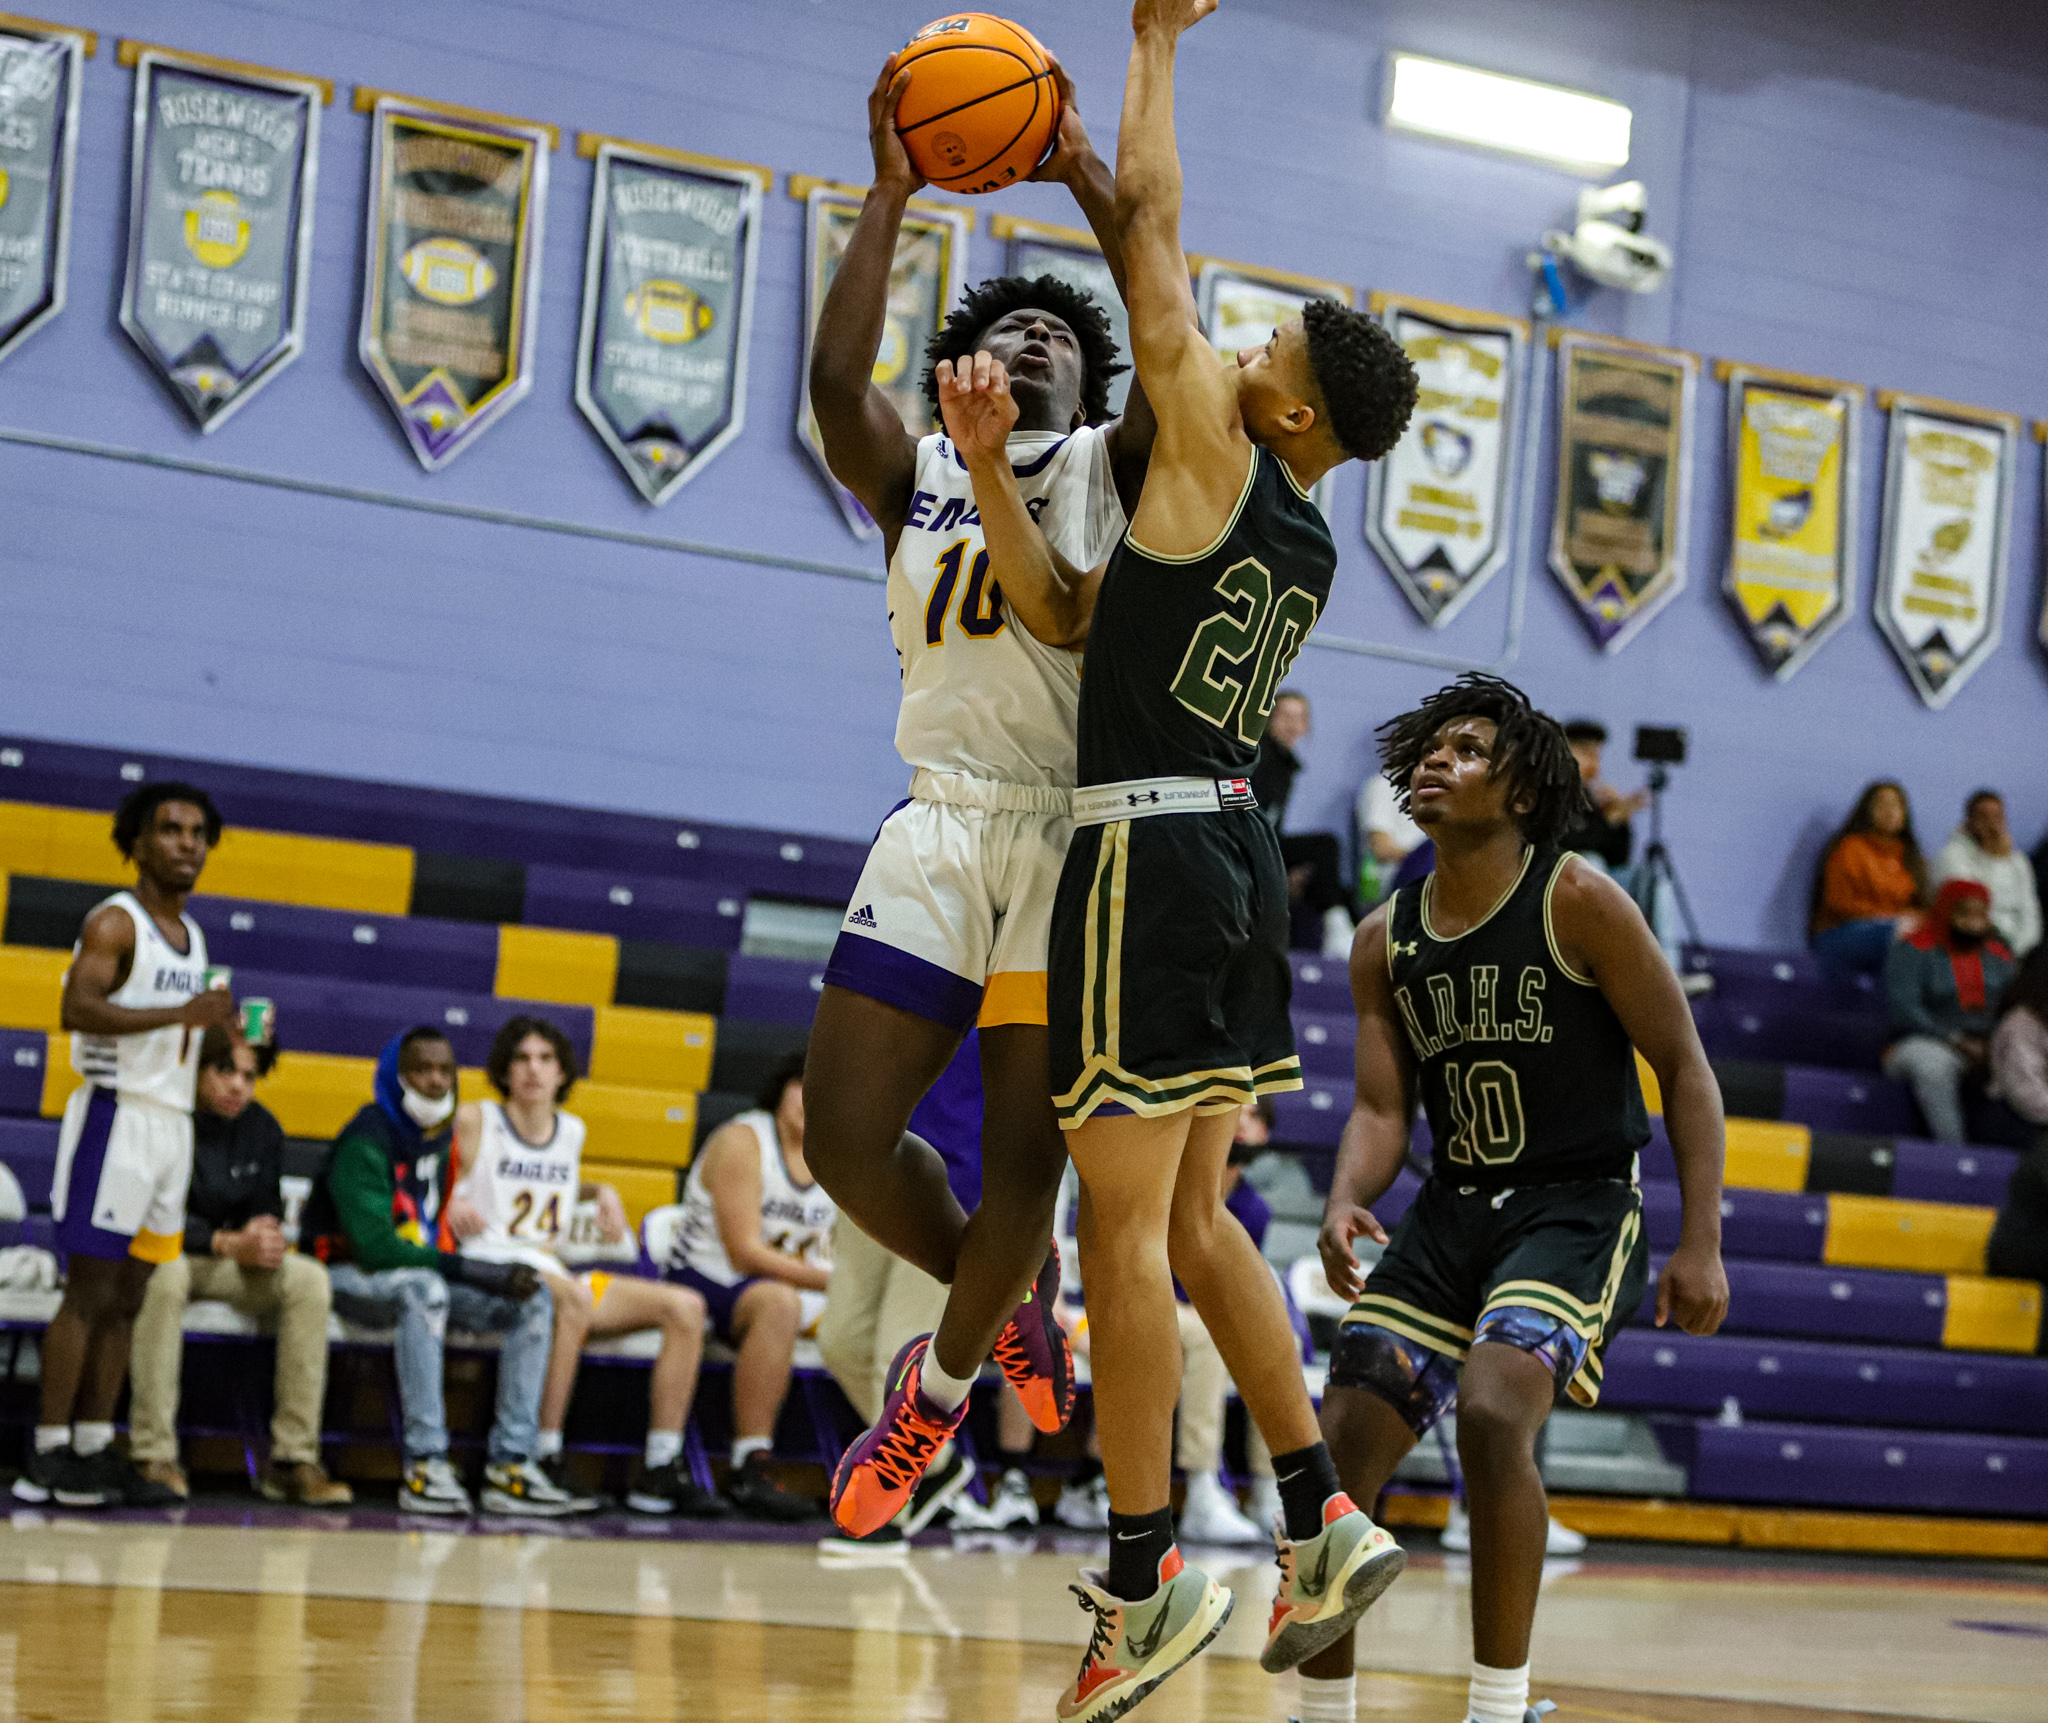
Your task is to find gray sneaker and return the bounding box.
[481,1457,582,1518]
[1057,1551,1234,1722]
[398,1455,472,1516]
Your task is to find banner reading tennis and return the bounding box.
[0,15,85,368]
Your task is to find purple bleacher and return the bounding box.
[1603,1329,2048,1435]
[1690,993,1887,1073]
[1287,954,1352,1015]
[1370,1166,1426,1230]
[0,1118,60,1208]
[1781,1065,1919,1134]
[523,866,745,951]
[1640,1182,1827,1263]
[187,897,499,992]
[1640,1254,1949,1347]
[0,1030,45,1116]
[1675,1419,2048,1516]
[1682,944,1880,1008]
[720,954,826,1027]
[1270,1077,1350,1149]
[1638,1115,1676,1182]
[0,1216,55,1251]
[1291,1010,1353,1080]
[1891,1139,2020,1207]
[228,969,592,1069]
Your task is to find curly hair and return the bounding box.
[1375,674,1591,851]
[922,274,1127,426]
[486,1014,580,1103]
[112,781,222,859]
[1807,779,1927,935]
[1301,299,1418,462]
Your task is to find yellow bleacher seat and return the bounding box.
[1723,1118,1810,1192]
[495,924,619,1009]
[583,1159,681,1231]
[0,947,68,1034]
[1824,1194,1994,1275]
[1941,1275,2044,1354]
[1635,1050,1661,1114]
[251,1051,384,1139]
[589,1006,713,1091]
[1,804,129,886]
[42,1031,74,1115]
[574,1080,697,1170]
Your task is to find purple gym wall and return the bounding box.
[1,0,2043,947]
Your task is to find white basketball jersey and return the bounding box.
[454,1100,587,1274]
[69,892,209,1113]
[888,426,1126,790]
[672,1109,836,1287]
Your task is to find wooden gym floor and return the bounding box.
[0,1511,2043,1722]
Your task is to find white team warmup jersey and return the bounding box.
[453,1100,587,1275]
[69,891,209,1112]
[671,1109,835,1287]
[888,426,1126,791]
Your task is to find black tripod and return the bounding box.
[1638,764,1701,950]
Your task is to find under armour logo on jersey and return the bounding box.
[1390,940,1419,957]
[1125,790,1161,806]
[848,904,878,929]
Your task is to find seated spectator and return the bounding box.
[1811,780,1927,979]
[1881,880,2014,1144]
[1933,790,2041,958]
[1356,772,1424,907]
[665,1051,832,1522]
[1558,721,1648,873]
[1985,947,2048,1149]
[302,1027,571,1518]
[129,1028,350,1505]
[1252,688,1356,957]
[442,1017,719,1519]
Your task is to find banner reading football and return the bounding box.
[359,94,549,470]
[1720,365,1861,680]
[995,213,1129,417]
[575,138,764,506]
[1874,393,2017,709]
[1365,294,1525,628]
[118,48,323,430]
[1549,333,1698,653]
[0,18,84,368]
[798,183,968,539]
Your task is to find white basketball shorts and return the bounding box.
[52,1086,192,1264]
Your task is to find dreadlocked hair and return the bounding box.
[922,274,1126,426]
[1301,298,1418,462]
[1374,674,1591,850]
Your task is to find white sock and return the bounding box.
[645,1429,682,1471]
[35,1425,69,1454]
[1296,1674,1357,1723]
[535,1429,563,1459]
[919,1350,975,1415]
[1468,1660,1530,1723]
[1185,1469,1220,1498]
[732,1436,771,1469]
[72,1422,115,1457]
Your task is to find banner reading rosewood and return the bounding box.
[117,42,325,430]
[0,14,86,369]
[358,89,552,470]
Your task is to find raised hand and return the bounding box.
[936,352,1019,463]
[1316,1201,1389,1304]
[868,57,924,195]
[1027,55,1096,184]
[1132,0,1219,37]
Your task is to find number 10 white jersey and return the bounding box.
[887,426,1126,792]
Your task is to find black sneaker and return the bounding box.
[538,1454,608,1513]
[626,1458,735,1519]
[75,1448,182,1508]
[900,1441,975,1535]
[11,1444,112,1508]
[724,1451,821,1523]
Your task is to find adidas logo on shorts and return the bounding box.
[848,904,878,929]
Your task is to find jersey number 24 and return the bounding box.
[1170,557,1318,744]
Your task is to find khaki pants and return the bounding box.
[1176,1302,1272,1477]
[816,1215,950,1424]
[130,1251,334,1465]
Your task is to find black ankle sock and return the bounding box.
[1271,1440,1343,1541]
[1106,1506,1176,1602]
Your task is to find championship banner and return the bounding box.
[795,176,969,539]
[356,88,553,471]
[1873,390,2017,708]
[0,13,88,369]
[573,134,766,506]
[1364,292,1526,627]
[1717,361,1862,681]
[1196,257,1352,517]
[1548,331,1698,653]
[991,212,1128,417]
[116,41,325,430]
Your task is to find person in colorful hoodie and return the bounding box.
[300,1026,577,1517]
[1882,879,2016,1144]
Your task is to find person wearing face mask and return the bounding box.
[301,1027,574,1517]
[1882,879,2017,1144]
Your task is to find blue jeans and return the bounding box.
[327,1265,552,1464]
[1813,918,1896,980]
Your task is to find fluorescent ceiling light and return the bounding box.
[1385,53,1631,174]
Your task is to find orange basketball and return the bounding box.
[893,13,1061,195]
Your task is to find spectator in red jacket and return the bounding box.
[1882,879,2014,1143]
[1810,780,1927,979]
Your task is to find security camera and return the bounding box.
[1541,179,1672,295]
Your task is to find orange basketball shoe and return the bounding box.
[828,1335,966,1537]
[993,1242,1075,1433]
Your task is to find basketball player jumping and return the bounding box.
[806,56,1157,1536]
[1300,676,1729,1723]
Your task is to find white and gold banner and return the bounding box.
[796,177,970,540]
[1718,361,1862,681]
[0,12,89,368]
[1364,292,1526,627]
[1874,391,2017,708]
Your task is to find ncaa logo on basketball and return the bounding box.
[909,15,975,40]
[400,236,498,305]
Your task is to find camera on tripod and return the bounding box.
[1634,725,1687,792]
[1628,724,1697,949]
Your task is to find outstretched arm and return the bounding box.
[939,354,1099,648]
[808,59,924,550]
[1551,860,1729,1335]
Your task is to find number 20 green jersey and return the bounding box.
[1076,447,1334,786]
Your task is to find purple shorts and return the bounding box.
[666,1264,762,1345]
